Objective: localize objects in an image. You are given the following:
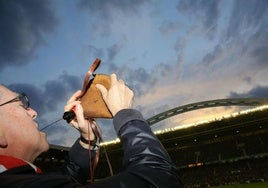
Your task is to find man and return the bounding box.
[0,74,182,187]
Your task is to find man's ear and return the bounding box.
[0,126,8,148]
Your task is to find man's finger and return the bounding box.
[95,84,108,99]
[74,103,84,127]
[64,101,80,112]
[110,73,117,86]
[67,90,82,103]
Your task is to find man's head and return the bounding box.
[0,85,49,162]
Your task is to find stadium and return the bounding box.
[35,99,268,187]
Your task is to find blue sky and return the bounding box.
[1,0,268,146]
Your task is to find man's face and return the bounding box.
[0,85,49,162]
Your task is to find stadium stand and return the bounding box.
[35,107,268,187]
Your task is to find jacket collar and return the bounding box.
[0,155,42,174]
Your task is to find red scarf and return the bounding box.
[0,155,42,174]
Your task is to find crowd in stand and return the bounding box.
[179,158,268,187]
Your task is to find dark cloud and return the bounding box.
[76,0,151,37]
[8,82,45,113]
[225,0,268,41]
[49,135,68,146]
[229,85,268,98]
[77,0,150,18]
[42,72,82,112]
[159,21,179,35]
[182,0,268,75]
[97,119,117,141]
[110,64,156,98]
[87,43,122,66]
[176,0,220,39]
[107,43,122,61]
[220,0,268,70]
[201,45,223,67]
[243,27,268,69]
[7,72,82,143]
[0,0,58,70]
[7,82,70,143]
[43,120,69,144]
[7,72,81,117]
[87,45,105,59]
[98,60,154,98]
[107,62,119,73]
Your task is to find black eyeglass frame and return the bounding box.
[0,93,30,109]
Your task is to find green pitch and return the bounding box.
[211,182,268,188]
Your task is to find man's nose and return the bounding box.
[27,107,38,119]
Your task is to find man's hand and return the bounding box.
[95,74,134,116]
[64,90,95,143]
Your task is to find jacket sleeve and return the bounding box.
[91,109,183,188]
[62,138,97,184]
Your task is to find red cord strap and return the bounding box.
[75,58,113,183]
[79,58,101,98]
[86,119,113,183]
[85,120,114,183]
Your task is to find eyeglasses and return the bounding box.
[0,93,30,109]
